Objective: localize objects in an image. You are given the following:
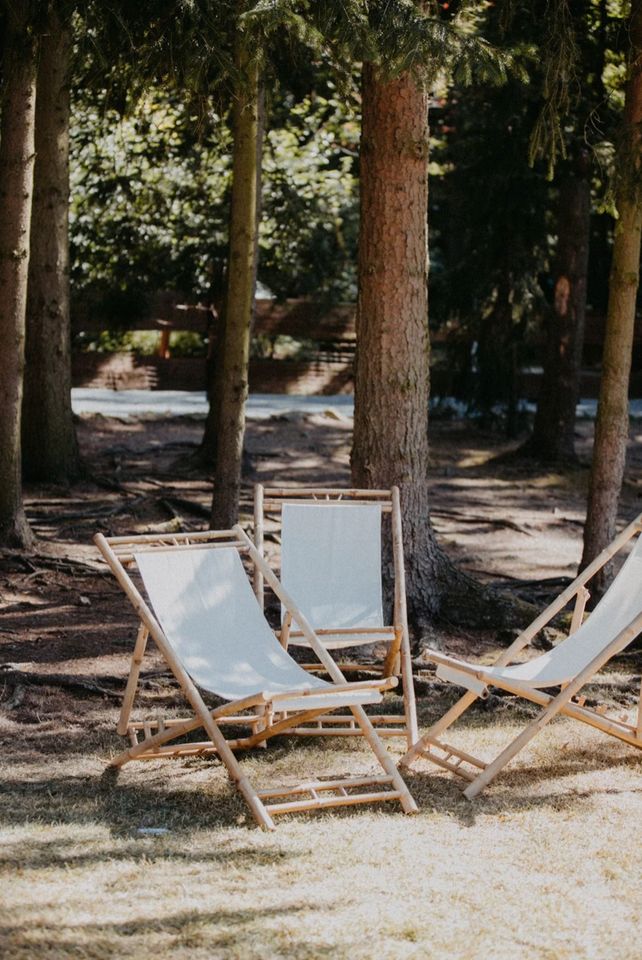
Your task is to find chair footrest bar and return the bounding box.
[425,737,486,769]
[266,791,403,815]
[257,775,393,799]
[286,727,403,737]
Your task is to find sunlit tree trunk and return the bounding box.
[0,9,37,548]
[211,35,263,528]
[352,64,536,633]
[22,7,79,483]
[528,153,591,462]
[582,0,642,585]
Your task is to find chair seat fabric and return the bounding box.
[280,502,384,635]
[439,536,642,689]
[135,546,381,708]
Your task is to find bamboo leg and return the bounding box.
[350,703,418,815]
[391,487,419,747]
[117,624,149,736]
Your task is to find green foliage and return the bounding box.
[70,90,232,312]
[69,73,360,311]
[260,89,359,299]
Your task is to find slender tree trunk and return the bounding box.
[22,8,79,483]
[199,307,224,468]
[210,41,263,527]
[351,65,534,633]
[527,153,591,462]
[0,11,37,548]
[582,0,642,585]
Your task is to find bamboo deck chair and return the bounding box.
[400,513,642,799]
[253,486,418,746]
[95,526,417,830]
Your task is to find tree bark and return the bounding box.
[527,153,591,462]
[0,9,37,548]
[22,7,79,483]
[351,64,534,634]
[210,39,263,528]
[581,0,642,586]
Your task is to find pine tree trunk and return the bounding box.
[582,0,642,584]
[0,11,37,548]
[351,65,535,633]
[22,8,79,483]
[528,155,591,462]
[210,43,263,528]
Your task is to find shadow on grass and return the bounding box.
[0,902,337,960]
[403,739,642,828]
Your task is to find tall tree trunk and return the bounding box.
[210,40,263,528]
[352,66,437,625]
[351,65,534,633]
[527,153,591,462]
[0,10,37,548]
[199,306,224,468]
[581,0,642,585]
[22,7,79,483]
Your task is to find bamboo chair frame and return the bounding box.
[253,485,418,747]
[400,513,642,798]
[95,526,417,829]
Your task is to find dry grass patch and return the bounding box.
[1,689,641,960]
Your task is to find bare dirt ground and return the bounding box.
[1,411,642,959]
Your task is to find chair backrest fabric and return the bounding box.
[497,535,642,686]
[280,502,384,629]
[135,546,327,700]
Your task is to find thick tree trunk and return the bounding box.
[0,12,37,548]
[210,43,263,528]
[352,66,438,626]
[527,154,591,462]
[581,0,642,586]
[351,65,534,634]
[22,8,79,483]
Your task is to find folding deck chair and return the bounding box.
[253,486,418,746]
[95,526,417,829]
[401,512,642,798]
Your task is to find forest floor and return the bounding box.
[1,408,642,958]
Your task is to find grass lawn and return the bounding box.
[2,413,642,958]
[2,683,641,960]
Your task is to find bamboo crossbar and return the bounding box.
[257,775,393,799]
[266,791,403,816]
[287,727,403,737]
[284,626,397,638]
[424,737,487,770]
[261,488,392,499]
[106,529,238,546]
[300,662,384,674]
[264,677,397,703]
[420,748,478,782]
[113,541,248,564]
[264,499,393,512]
